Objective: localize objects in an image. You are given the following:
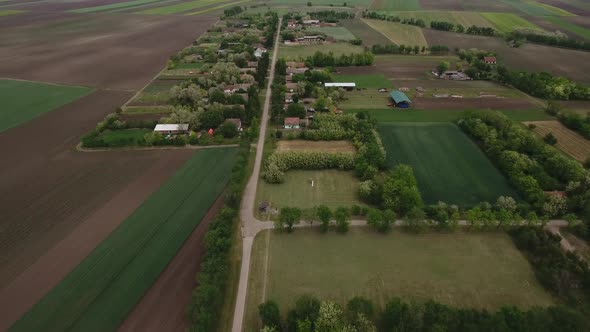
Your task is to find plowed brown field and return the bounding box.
[524,120,590,162]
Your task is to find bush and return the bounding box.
[218,122,239,138]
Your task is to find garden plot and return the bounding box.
[379,122,517,205]
[340,19,391,46]
[276,140,356,153]
[524,120,590,162]
[278,43,364,59]
[127,80,178,106]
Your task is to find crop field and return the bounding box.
[544,16,590,39]
[128,80,178,106]
[276,140,356,152]
[70,0,162,13]
[499,0,573,16]
[244,228,554,330]
[308,26,356,40]
[382,11,494,28]
[278,43,364,59]
[339,90,391,109]
[346,108,552,122]
[524,120,590,162]
[0,10,24,16]
[0,79,92,133]
[138,0,234,15]
[10,148,237,332]
[340,19,391,46]
[370,0,421,11]
[333,73,392,88]
[480,12,543,33]
[379,123,517,205]
[256,170,364,211]
[362,19,428,47]
[269,0,372,6]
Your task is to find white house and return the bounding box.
[254,47,267,58]
[154,124,189,135]
[324,82,356,91]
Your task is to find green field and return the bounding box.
[340,18,391,45]
[378,122,517,205]
[370,0,421,11]
[269,0,371,6]
[334,74,392,88]
[339,90,391,109]
[362,19,428,47]
[0,10,25,16]
[499,0,573,16]
[308,26,357,40]
[256,170,364,212]
[139,0,224,15]
[481,12,542,33]
[278,43,364,59]
[0,79,92,133]
[10,148,238,332]
[70,0,161,13]
[544,16,590,39]
[99,129,151,145]
[379,11,494,28]
[345,108,553,122]
[245,228,554,330]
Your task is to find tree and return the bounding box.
[286,103,306,118]
[437,61,450,75]
[366,208,383,232]
[218,122,238,138]
[316,301,344,332]
[317,205,332,232]
[259,300,281,329]
[496,196,517,212]
[307,1,312,5]
[405,206,425,232]
[334,207,350,233]
[545,100,562,116]
[277,207,302,232]
[544,132,558,145]
[346,296,374,320]
[200,110,224,129]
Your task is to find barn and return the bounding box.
[390,91,411,108]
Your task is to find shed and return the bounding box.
[390,91,411,108]
[324,82,356,91]
[484,56,497,64]
[154,124,189,135]
[284,117,301,129]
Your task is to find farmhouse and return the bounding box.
[284,117,301,129]
[224,83,252,94]
[390,91,411,108]
[286,82,298,92]
[324,82,356,91]
[287,67,308,75]
[484,56,497,64]
[295,35,324,44]
[224,118,242,130]
[287,21,300,28]
[286,61,306,68]
[154,124,189,135]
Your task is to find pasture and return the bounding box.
[378,123,517,205]
[0,79,92,133]
[480,12,542,33]
[256,170,364,211]
[333,73,391,88]
[276,140,356,152]
[278,43,364,58]
[10,148,238,332]
[244,228,554,330]
[524,120,590,162]
[362,19,428,47]
[308,26,356,40]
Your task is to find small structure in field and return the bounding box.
[284,117,301,129]
[324,82,356,91]
[302,19,320,26]
[378,88,388,92]
[441,71,470,81]
[154,124,189,135]
[390,91,411,108]
[484,56,497,64]
[224,118,242,130]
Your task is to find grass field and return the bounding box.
[340,19,392,46]
[370,0,421,11]
[99,129,151,146]
[544,16,590,39]
[70,0,161,13]
[276,140,356,152]
[339,90,391,109]
[334,73,392,88]
[308,26,357,40]
[378,123,517,205]
[244,228,554,330]
[380,11,494,28]
[10,148,238,332]
[0,79,92,133]
[0,10,25,16]
[362,19,428,47]
[345,108,553,122]
[278,43,364,59]
[481,12,543,33]
[256,170,364,211]
[524,120,590,162]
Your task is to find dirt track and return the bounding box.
[118,194,225,332]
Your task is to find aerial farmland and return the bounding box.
[1,0,590,331]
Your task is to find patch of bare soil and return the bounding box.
[413,96,535,110]
[118,194,226,332]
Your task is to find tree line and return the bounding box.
[371,44,449,55]
[308,10,355,22]
[305,51,375,67]
[508,30,590,52]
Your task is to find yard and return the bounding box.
[378,122,518,206]
[0,79,93,133]
[524,120,590,162]
[278,43,364,59]
[362,19,428,47]
[244,228,555,331]
[10,148,238,332]
[255,170,364,213]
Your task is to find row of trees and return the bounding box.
[308,10,355,22]
[305,50,375,67]
[509,30,590,52]
[497,68,590,100]
[371,44,449,55]
[258,293,588,332]
[275,205,352,233]
[557,110,590,139]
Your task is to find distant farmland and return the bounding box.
[524,120,590,162]
[362,19,428,47]
[10,148,237,332]
[378,123,517,206]
[480,12,542,33]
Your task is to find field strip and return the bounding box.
[138,0,225,15]
[69,0,161,13]
[361,18,428,47]
[0,9,24,15]
[186,0,250,15]
[77,143,239,152]
[261,229,271,302]
[0,77,92,89]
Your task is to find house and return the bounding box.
[254,47,267,58]
[302,19,320,26]
[484,56,497,64]
[390,91,411,108]
[324,82,356,91]
[284,117,301,129]
[286,61,306,68]
[223,83,252,94]
[295,35,324,44]
[287,67,308,75]
[287,21,299,28]
[154,124,189,135]
[286,82,298,92]
[285,93,295,104]
[224,118,242,130]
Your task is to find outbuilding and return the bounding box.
[154,124,189,135]
[324,82,356,91]
[484,56,497,64]
[390,91,411,108]
[284,117,301,129]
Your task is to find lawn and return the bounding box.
[278,43,364,59]
[370,0,421,11]
[308,26,357,41]
[380,11,494,28]
[378,122,517,205]
[244,228,554,331]
[481,12,542,33]
[544,16,590,39]
[333,73,392,88]
[0,79,93,133]
[362,19,428,47]
[10,148,238,332]
[345,108,553,122]
[338,90,391,109]
[256,170,364,212]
